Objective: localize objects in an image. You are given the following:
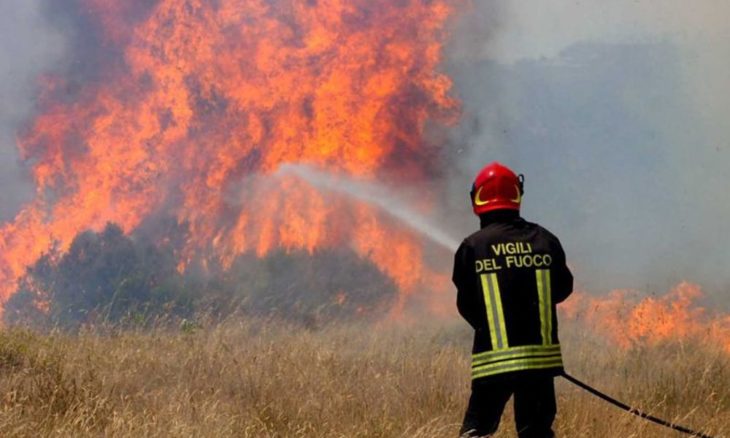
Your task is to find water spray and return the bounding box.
[276,163,460,252]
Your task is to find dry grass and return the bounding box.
[0,318,727,437]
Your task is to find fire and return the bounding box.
[560,282,730,354]
[0,0,460,311]
[4,0,725,351]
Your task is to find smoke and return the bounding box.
[444,0,730,298]
[0,1,66,221]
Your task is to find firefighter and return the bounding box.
[454,162,573,438]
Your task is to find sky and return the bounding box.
[0,1,728,298]
[444,0,730,296]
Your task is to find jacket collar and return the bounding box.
[479,210,520,229]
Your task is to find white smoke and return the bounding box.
[446,0,730,295]
[458,1,730,64]
[0,1,66,221]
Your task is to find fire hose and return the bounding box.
[561,372,715,438]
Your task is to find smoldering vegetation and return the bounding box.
[3,223,397,330]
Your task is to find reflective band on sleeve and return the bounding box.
[536,269,553,345]
[480,273,509,350]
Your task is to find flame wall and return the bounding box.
[560,282,730,354]
[0,0,459,312]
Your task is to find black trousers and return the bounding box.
[460,375,556,438]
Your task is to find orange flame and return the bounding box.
[0,0,461,311]
[560,282,730,354]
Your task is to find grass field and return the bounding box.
[0,317,727,437]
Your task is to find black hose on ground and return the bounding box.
[561,372,715,438]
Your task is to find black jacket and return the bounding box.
[453,210,573,381]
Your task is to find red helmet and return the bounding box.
[470,162,524,215]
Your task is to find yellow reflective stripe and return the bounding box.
[545,269,553,343]
[489,273,509,349]
[480,274,500,349]
[536,269,553,345]
[472,356,564,380]
[480,273,509,349]
[536,269,544,341]
[472,344,561,362]
[472,355,563,375]
[472,356,563,378]
[472,344,561,367]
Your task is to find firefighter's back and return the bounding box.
[458,214,573,381]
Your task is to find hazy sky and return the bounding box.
[446,1,730,295]
[0,1,728,298]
